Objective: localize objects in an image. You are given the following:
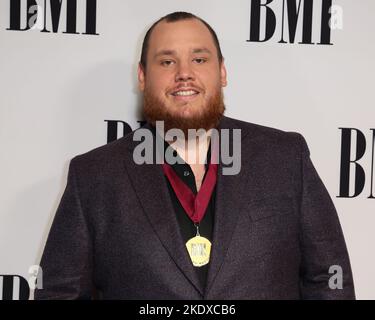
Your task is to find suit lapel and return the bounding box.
[204,117,254,296]
[123,124,204,296]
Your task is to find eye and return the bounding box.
[161,60,175,66]
[193,58,207,64]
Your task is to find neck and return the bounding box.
[166,129,212,166]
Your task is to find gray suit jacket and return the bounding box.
[35,116,355,299]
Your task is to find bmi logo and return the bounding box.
[338,129,375,199]
[0,266,43,300]
[248,0,343,45]
[7,0,99,35]
[105,120,146,144]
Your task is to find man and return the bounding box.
[35,12,355,299]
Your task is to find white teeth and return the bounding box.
[174,90,197,96]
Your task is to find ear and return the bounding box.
[138,63,145,91]
[220,60,227,87]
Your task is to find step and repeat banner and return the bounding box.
[0,0,374,299]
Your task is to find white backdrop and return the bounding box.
[0,0,374,299]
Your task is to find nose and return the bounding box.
[175,61,195,82]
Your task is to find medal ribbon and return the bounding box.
[162,161,218,224]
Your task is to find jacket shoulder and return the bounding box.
[222,116,308,154]
[68,128,139,173]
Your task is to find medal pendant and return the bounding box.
[185,235,212,267]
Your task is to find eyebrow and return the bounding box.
[192,48,212,55]
[153,47,213,58]
[154,49,177,58]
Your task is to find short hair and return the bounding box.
[140,12,224,69]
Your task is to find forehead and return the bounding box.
[147,19,217,55]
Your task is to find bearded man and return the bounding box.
[35,12,355,300]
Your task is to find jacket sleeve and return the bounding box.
[297,134,355,299]
[34,158,94,300]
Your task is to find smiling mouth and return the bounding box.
[171,89,199,97]
[170,89,200,102]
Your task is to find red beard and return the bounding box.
[142,88,225,135]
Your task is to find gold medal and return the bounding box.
[186,225,212,267]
